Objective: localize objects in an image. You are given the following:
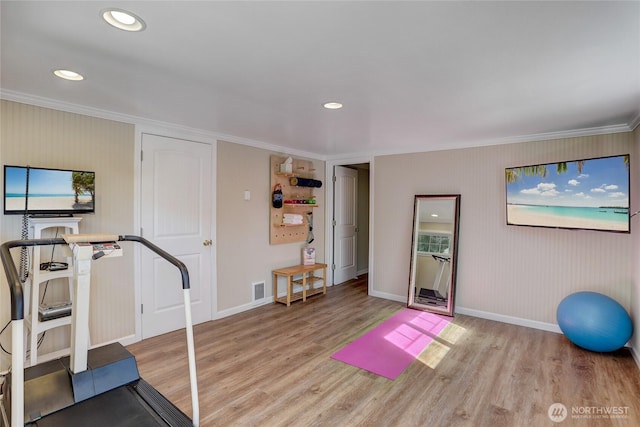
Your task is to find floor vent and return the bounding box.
[253,281,266,303]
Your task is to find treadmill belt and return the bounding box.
[419,288,444,300]
[30,380,191,427]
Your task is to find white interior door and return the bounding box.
[333,166,358,285]
[140,133,214,339]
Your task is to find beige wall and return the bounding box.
[0,102,325,370]
[1,99,636,364]
[0,100,135,368]
[632,126,639,360]
[216,141,325,313]
[373,132,634,326]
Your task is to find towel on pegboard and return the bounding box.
[283,213,304,225]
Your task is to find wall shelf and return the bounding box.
[270,155,320,245]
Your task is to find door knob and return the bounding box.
[203,240,213,246]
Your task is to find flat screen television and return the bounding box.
[505,154,630,233]
[3,165,95,216]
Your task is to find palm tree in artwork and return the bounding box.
[505,164,549,184]
[506,156,626,184]
[71,172,95,204]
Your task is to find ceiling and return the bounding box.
[1,1,639,158]
[417,197,456,224]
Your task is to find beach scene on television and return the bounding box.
[506,154,630,233]
[5,167,94,213]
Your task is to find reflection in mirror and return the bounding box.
[408,195,460,316]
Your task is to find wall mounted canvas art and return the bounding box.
[505,154,630,233]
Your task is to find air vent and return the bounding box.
[253,281,266,303]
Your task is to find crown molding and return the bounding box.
[363,122,634,158]
[629,111,640,131]
[0,89,326,161]
[2,89,634,161]
[323,120,636,160]
[1,89,136,126]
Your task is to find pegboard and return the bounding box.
[270,155,319,245]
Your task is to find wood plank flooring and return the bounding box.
[127,276,640,426]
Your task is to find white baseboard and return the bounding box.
[369,290,406,303]
[214,299,272,320]
[90,334,138,348]
[455,306,636,356]
[23,333,139,366]
[114,334,138,347]
[356,268,369,276]
[365,295,562,334]
[455,306,562,334]
[214,283,326,320]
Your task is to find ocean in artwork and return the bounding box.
[507,204,629,231]
[511,204,628,224]
[6,193,77,198]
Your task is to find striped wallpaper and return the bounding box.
[0,100,135,367]
[373,132,634,327]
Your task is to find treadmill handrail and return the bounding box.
[0,234,199,427]
[120,235,191,289]
[0,235,191,320]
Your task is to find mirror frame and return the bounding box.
[407,194,461,316]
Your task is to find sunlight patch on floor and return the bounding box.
[384,323,434,357]
[417,340,450,369]
[415,321,467,368]
[382,309,459,369]
[438,322,467,344]
[409,312,450,335]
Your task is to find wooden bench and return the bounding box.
[272,263,327,306]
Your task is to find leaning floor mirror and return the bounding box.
[408,194,461,316]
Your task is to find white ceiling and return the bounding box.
[418,197,456,224]
[1,1,639,158]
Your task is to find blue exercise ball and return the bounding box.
[557,291,632,352]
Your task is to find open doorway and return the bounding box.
[332,163,370,286]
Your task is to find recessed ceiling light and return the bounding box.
[101,8,146,32]
[323,102,343,110]
[431,214,439,217]
[53,69,84,81]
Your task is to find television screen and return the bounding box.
[4,165,95,215]
[505,154,630,233]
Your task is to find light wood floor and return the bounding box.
[127,276,640,427]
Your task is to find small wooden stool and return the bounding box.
[272,263,327,306]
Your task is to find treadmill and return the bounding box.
[0,234,200,427]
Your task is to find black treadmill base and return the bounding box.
[28,379,192,427]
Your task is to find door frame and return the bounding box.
[325,156,373,292]
[133,125,217,343]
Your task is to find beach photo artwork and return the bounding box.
[4,166,95,215]
[506,154,630,233]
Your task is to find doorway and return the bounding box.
[331,162,370,286]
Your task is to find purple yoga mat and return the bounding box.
[330,308,450,380]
